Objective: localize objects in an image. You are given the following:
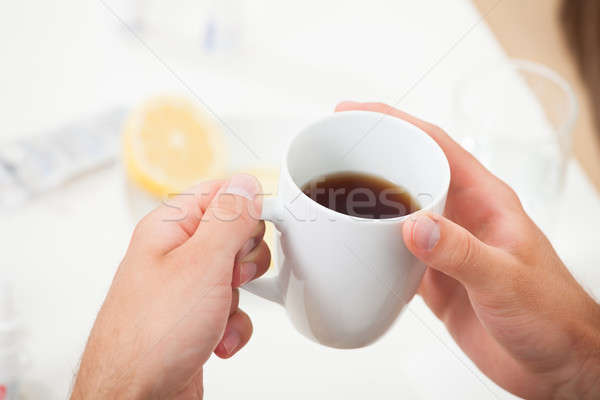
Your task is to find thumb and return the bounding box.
[189,174,263,258]
[403,213,507,289]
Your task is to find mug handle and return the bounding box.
[242,196,285,305]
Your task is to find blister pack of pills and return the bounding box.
[0,108,127,209]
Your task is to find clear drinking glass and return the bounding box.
[454,59,578,233]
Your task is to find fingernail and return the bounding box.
[224,174,260,201]
[239,262,257,286]
[412,215,440,250]
[222,329,241,355]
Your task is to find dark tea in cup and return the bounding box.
[301,171,420,219]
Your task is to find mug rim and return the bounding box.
[280,110,451,223]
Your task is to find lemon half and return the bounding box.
[123,96,226,198]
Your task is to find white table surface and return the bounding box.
[1,1,599,399]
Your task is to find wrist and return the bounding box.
[553,351,600,400]
[71,351,146,400]
[554,302,600,399]
[572,323,600,399]
[575,353,600,400]
[71,374,145,400]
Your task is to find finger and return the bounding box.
[190,174,263,258]
[403,213,512,290]
[334,101,490,190]
[229,288,239,316]
[232,240,271,288]
[130,180,226,256]
[419,268,467,320]
[213,309,253,359]
[234,221,266,261]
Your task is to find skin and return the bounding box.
[336,102,600,400]
[72,103,600,399]
[71,175,270,399]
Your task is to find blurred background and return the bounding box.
[0,0,599,399]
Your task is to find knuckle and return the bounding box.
[215,192,242,210]
[209,206,244,222]
[491,178,525,213]
[500,181,521,205]
[430,124,447,136]
[132,213,153,239]
[451,231,476,276]
[209,194,248,222]
[160,193,199,221]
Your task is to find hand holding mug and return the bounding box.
[337,102,600,400]
[72,176,270,399]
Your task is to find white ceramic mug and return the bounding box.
[243,111,450,348]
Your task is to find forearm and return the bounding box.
[71,364,144,400]
[70,328,145,400]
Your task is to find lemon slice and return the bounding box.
[123,96,226,198]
